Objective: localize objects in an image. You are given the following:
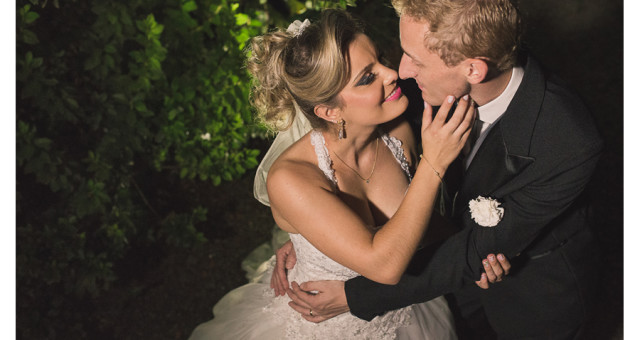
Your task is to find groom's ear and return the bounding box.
[314,104,341,123]
[464,58,489,84]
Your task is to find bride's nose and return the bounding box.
[382,68,399,86]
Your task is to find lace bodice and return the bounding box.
[289,129,412,282]
[310,129,412,187]
[261,130,414,339]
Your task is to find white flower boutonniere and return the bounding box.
[469,196,504,227]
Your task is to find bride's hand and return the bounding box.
[420,95,476,174]
[287,280,349,323]
[475,253,511,289]
[271,240,297,296]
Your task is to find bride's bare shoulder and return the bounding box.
[267,133,331,193]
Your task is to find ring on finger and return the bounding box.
[309,309,314,316]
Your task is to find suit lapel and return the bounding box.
[454,56,545,215]
[457,124,534,206]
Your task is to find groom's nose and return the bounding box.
[398,53,415,80]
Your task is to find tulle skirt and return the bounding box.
[190,252,456,339]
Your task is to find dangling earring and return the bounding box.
[338,119,345,140]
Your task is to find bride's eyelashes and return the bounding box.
[356,72,377,86]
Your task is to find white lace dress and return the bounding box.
[189,130,457,340]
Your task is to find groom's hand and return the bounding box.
[287,281,349,323]
[271,240,297,296]
[476,253,511,289]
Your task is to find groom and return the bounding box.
[278,0,603,338]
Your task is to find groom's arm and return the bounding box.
[463,139,603,276]
[346,227,472,320]
[346,135,603,321]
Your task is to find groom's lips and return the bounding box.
[384,86,402,102]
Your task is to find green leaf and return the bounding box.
[151,24,164,35]
[104,44,116,54]
[112,93,127,103]
[34,138,52,149]
[134,101,147,112]
[135,19,146,32]
[32,57,43,68]
[84,51,101,71]
[22,29,39,45]
[180,168,189,178]
[24,11,39,24]
[168,108,179,120]
[182,1,198,12]
[223,171,232,181]
[235,13,250,26]
[65,97,79,109]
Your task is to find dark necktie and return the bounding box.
[463,118,485,169]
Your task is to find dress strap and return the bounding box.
[310,130,338,186]
[310,130,412,185]
[380,133,412,181]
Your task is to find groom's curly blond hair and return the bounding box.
[392,0,521,71]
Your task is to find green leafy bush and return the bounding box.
[16,0,358,337]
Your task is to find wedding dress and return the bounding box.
[189,130,457,340]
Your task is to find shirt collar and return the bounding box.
[477,66,524,124]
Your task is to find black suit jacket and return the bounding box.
[345,56,603,338]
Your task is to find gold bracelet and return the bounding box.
[419,154,451,217]
[419,154,443,181]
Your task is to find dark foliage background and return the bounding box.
[16,0,623,338]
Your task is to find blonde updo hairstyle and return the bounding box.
[247,10,363,131]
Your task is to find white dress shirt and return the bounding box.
[464,66,525,169]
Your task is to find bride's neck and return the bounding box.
[324,127,379,163]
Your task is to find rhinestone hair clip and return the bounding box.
[287,19,311,37]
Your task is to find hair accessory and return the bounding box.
[287,19,311,37]
[338,119,345,139]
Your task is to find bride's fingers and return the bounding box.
[289,301,317,319]
[271,265,283,296]
[453,98,476,138]
[444,95,474,136]
[270,272,277,294]
[475,273,489,289]
[287,282,313,308]
[422,101,434,131]
[497,253,511,276]
[289,302,329,323]
[430,95,456,129]
[442,95,468,130]
[483,258,498,283]
[486,254,504,282]
[274,272,285,296]
[274,247,293,296]
[271,267,280,295]
[271,266,283,296]
[288,290,329,323]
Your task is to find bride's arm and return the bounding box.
[268,96,474,285]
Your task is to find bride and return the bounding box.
[190,9,484,339]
